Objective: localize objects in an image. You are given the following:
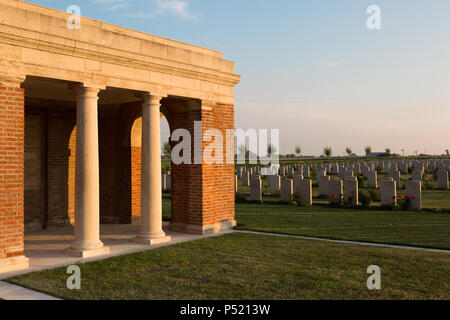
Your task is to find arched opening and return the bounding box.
[129,113,171,223]
[67,126,76,225]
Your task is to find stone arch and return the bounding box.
[129,108,170,221]
[68,125,76,225]
[130,116,142,219]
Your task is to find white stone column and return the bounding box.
[134,93,171,245]
[66,86,109,258]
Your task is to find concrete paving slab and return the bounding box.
[0,222,234,280]
[0,281,60,300]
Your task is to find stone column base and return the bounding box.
[170,220,237,235]
[64,246,110,259]
[132,235,172,246]
[0,256,29,274]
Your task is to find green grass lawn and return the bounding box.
[233,175,450,249]
[6,233,450,300]
[162,183,450,250]
[235,202,450,249]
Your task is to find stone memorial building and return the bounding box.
[0,0,240,272]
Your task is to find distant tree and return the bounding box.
[385,148,391,156]
[163,141,171,160]
[345,147,352,157]
[323,146,332,158]
[295,146,302,158]
[364,146,372,157]
[401,149,405,157]
[267,144,277,157]
[446,149,449,156]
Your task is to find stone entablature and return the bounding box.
[0,0,240,103]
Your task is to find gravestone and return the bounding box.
[287,167,295,178]
[367,170,378,188]
[344,176,358,207]
[250,175,262,201]
[328,179,343,204]
[412,168,423,181]
[269,175,281,195]
[293,175,304,198]
[303,165,310,177]
[316,169,326,182]
[437,169,449,190]
[405,180,422,211]
[380,177,396,206]
[319,176,330,198]
[281,179,293,202]
[242,170,250,186]
[297,179,312,206]
[237,167,243,179]
[391,170,401,189]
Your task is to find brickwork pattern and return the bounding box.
[0,85,25,259]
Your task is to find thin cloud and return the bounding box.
[126,0,198,21]
[126,12,157,19]
[155,0,197,20]
[106,4,128,11]
[92,0,125,3]
[92,0,128,11]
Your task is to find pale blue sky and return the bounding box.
[26,0,450,156]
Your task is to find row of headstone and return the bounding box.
[280,177,312,205]
[236,158,449,194]
[318,176,358,206]
[380,177,422,211]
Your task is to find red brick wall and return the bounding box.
[131,146,141,217]
[164,106,203,227]
[98,104,142,224]
[23,108,46,230]
[21,102,141,228]
[68,125,76,224]
[0,85,25,259]
[46,106,76,226]
[201,102,235,226]
[164,100,235,230]
[99,109,133,224]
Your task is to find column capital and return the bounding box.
[69,84,102,99]
[0,74,26,87]
[139,92,167,107]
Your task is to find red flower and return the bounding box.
[405,196,410,200]
[392,196,396,200]
[411,196,416,200]
[398,195,403,199]
[332,195,337,199]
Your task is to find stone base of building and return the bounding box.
[170,220,237,235]
[0,256,30,274]
[131,215,141,225]
[132,235,172,246]
[64,246,110,258]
